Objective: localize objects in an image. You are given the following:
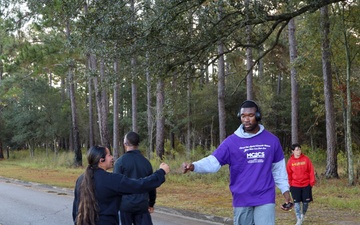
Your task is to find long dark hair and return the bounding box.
[76,146,107,225]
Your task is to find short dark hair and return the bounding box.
[125,131,140,146]
[290,143,301,150]
[240,100,259,110]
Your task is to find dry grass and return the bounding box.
[0,161,80,188]
[157,179,233,217]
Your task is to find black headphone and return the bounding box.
[237,100,261,121]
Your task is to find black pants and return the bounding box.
[120,211,153,225]
[290,185,313,203]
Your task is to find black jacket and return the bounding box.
[113,150,155,214]
[72,168,165,225]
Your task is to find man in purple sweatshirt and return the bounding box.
[183,100,293,225]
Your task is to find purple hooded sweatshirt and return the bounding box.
[193,124,289,207]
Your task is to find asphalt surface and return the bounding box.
[0,177,233,225]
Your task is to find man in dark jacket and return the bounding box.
[113,131,155,225]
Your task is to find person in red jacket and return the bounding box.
[286,144,316,225]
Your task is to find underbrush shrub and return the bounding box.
[56,150,86,168]
[8,149,29,160]
[6,148,88,169]
[162,139,186,160]
[337,150,348,175]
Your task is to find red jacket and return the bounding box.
[286,153,316,187]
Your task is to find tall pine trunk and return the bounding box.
[69,65,82,167]
[320,6,338,178]
[66,21,82,167]
[217,2,226,142]
[84,1,93,149]
[339,3,354,185]
[186,70,192,158]
[345,34,354,185]
[146,52,153,159]
[155,79,165,159]
[93,57,111,149]
[131,59,138,133]
[130,0,138,133]
[87,55,94,148]
[100,58,110,149]
[113,60,120,159]
[245,0,253,100]
[288,18,299,145]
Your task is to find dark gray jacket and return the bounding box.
[113,150,156,214]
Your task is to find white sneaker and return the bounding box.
[295,218,302,225]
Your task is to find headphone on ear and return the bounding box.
[237,100,261,121]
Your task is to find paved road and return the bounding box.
[0,177,231,225]
[0,178,72,225]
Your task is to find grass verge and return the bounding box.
[0,149,359,224]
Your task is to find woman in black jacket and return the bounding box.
[72,146,169,225]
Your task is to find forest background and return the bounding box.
[1,0,360,188]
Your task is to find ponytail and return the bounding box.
[75,146,106,225]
